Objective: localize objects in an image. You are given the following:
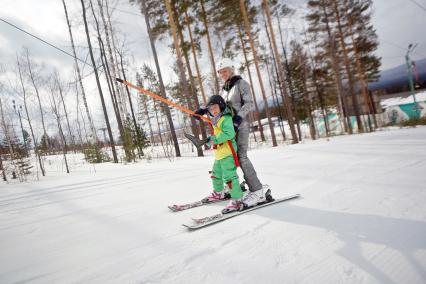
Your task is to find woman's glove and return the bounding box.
[233,115,243,130]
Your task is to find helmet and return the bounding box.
[217,58,234,72]
[207,95,226,112]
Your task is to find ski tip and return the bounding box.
[168,206,179,212]
[191,218,204,224]
[116,78,124,83]
[182,224,198,231]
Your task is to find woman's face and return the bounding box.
[208,104,221,116]
[218,67,233,81]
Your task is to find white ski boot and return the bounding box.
[242,184,270,208]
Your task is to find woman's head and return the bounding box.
[217,58,234,81]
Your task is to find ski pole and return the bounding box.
[116,78,212,125]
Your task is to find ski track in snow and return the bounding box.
[1,127,426,283]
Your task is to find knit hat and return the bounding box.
[217,58,234,72]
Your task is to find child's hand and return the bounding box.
[193,108,207,121]
[206,136,212,148]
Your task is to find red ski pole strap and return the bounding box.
[227,140,240,168]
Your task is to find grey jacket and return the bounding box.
[221,78,253,122]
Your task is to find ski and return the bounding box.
[168,198,229,212]
[182,193,300,230]
[169,182,248,212]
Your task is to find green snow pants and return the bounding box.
[211,155,243,199]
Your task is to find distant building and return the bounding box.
[368,58,426,123]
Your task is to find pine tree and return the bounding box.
[306,0,380,134]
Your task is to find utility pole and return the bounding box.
[406,43,421,119]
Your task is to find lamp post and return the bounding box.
[12,100,28,156]
[405,44,421,119]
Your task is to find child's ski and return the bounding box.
[169,182,248,212]
[182,193,300,230]
[168,198,229,212]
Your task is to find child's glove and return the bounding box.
[193,108,207,121]
[205,136,212,148]
[233,115,243,130]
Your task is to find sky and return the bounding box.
[0,0,425,138]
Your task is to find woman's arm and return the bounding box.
[237,80,254,119]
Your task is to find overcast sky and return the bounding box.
[1,0,425,137]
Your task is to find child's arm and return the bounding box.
[211,117,236,145]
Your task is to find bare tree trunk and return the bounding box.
[200,0,220,94]
[265,55,286,140]
[172,1,209,150]
[55,72,74,151]
[79,104,91,146]
[100,40,120,119]
[313,68,331,137]
[262,17,287,140]
[259,0,295,144]
[61,0,98,143]
[97,34,131,160]
[0,98,22,181]
[0,152,6,182]
[143,97,155,145]
[80,0,118,163]
[141,0,181,157]
[240,0,278,146]
[96,0,127,125]
[104,0,128,116]
[300,55,317,140]
[153,100,167,157]
[74,79,87,152]
[302,28,331,137]
[165,0,203,157]
[90,1,131,160]
[16,59,45,176]
[118,51,144,157]
[237,25,265,142]
[49,87,70,173]
[97,39,134,163]
[332,0,363,133]
[23,48,49,150]
[272,15,302,141]
[183,6,207,105]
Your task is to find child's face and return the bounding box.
[208,104,221,116]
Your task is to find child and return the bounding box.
[202,95,243,214]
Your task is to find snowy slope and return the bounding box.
[1,127,426,283]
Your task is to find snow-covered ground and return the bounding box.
[1,127,426,283]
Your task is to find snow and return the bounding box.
[1,127,426,283]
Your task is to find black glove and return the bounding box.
[193,108,207,121]
[233,115,242,130]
